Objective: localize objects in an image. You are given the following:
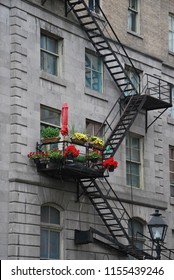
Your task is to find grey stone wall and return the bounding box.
[0,0,174,259]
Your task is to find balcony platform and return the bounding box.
[35,159,105,180]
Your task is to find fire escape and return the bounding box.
[40,0,173,259]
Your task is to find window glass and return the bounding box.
[128,219,144,259]
[169,15,174,52]
[40,206,62,259]
[40,33,59,76]
[86,119,104,139]
[124,67,140,96]
[126,134,142,188]
[41,106,60,127]
[85,51,102,93]
[168,86,174,117]
[40,229,49,259]
[169,146,174,197]
[89,0,100,13]
[128,0,139,33]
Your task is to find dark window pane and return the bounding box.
[50,231,60,259]
[41,107,60,126]
[40,229,48,259]
[41,206,49,223]
[50,207,60,225]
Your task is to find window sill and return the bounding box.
[169,51,174,56]
[170,196,174,205]
[127,30,143,40]
[167,116,174,125]
[40,71,67,87]
[84,87,108,102]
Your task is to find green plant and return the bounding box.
[87,149,102,160]
[74,154,87,163]
[47,148,63,160]
[41,126,60,138]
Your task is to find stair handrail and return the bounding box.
[97,176,132,228]
[67,0,140,93]
[94,2,140,80]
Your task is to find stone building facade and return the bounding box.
[0,0,174,259]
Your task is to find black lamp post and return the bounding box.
[147,209,168,259]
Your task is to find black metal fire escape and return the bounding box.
[41,0,173,259]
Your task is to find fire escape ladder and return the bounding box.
[66,0,140,96]
[78,176,154,259]
[103,94,147,159]
[79,177,132,244]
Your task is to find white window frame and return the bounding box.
[168,86,174,118]
[85,50,103,93]
[40,205,63,260]
[40,32,62,77]
[128,0,140,34]
[126,133,144,189]
[169,14,174,53]
[169,145,174,197]
[40,105,61,149]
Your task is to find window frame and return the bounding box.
[169,14,174,53]
[40,105,61,131]
[128,0,140,34]
[128,218,145,258]
[125,66,140,95]
[40,32,62,77]
[88,0,100,14]
[169,145,174,197]
[86,119,104,139]
[40,205,63,260]
[168,86,174,118]
[40,105,61,149]
[85,50,103,93]
[126,133,144,189]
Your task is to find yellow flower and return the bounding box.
[90,136,104,146]
[73,132,88,142]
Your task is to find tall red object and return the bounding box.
[60,102,68,136]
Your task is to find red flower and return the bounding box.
[102,157,118,169]
[64,145,80,158]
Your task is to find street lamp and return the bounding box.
[147,209,168,259]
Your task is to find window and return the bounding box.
[85,51,103,93]
[89,0,100,14]
[40,105,61,132]
[86,119,104,139]
[169,14,174,52]
[169,146,174,197]
[128,218,144,258]
[125,66,140,95]
[40,205,62,259]
[40,33,61,76]
[168,87,174,118]
[128,0,140,33]
[126,133,143,188]
[40,105,61,148]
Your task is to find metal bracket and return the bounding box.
[146,108,168,132]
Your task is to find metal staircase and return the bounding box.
[41,0,172,259]
[65,0,173,259]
